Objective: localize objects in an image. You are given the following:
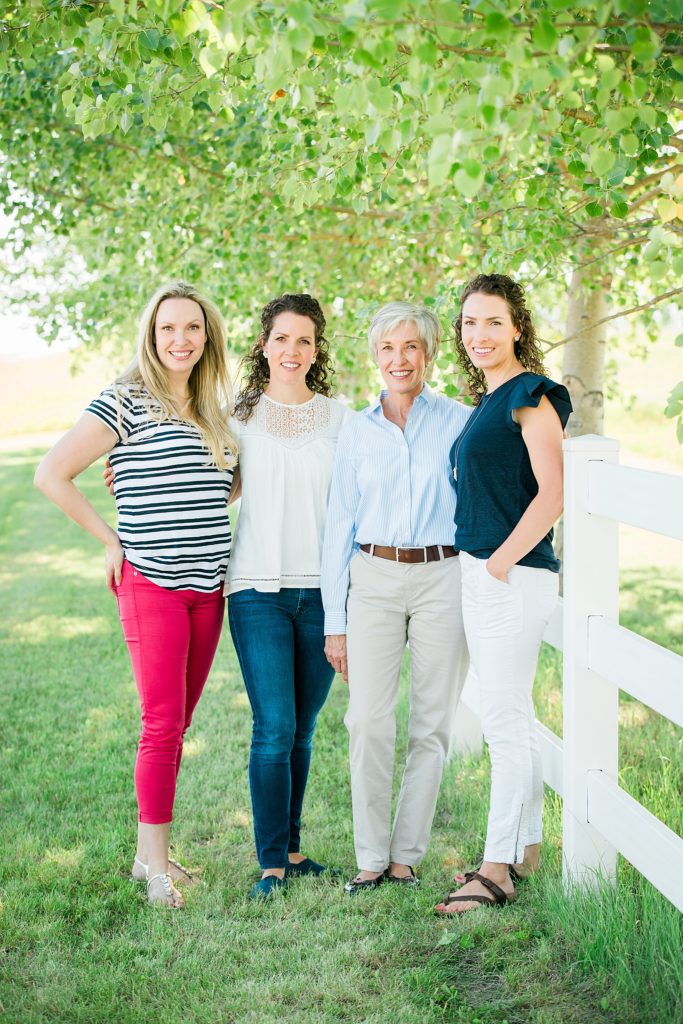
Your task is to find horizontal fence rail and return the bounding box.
[452,434,683,913]
[588,617,683,728]
[588,461,683,540]
[587,772,683,912]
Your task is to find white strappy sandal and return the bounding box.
[133,856,198,886]
[146,871,184,908]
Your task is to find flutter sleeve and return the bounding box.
[507,374,572,432]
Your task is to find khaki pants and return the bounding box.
[345,551,469,871]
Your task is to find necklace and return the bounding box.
[452,370,526,481]
[452,393,491,482]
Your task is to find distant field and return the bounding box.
[3,339,681,571]
[0,351,115,437]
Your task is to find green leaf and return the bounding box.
[632,27,660,64]
[604,109,630,132]
[637,106,657,129]
[664,381,683,417]
[170,6,204,38]
[287,24,314,55]
[485,12,511,40]
[532,17,557,51]
[590,148,616,176]
[427,134,452,189]
[368,0,408,16]
[199,46,224,78]
[657,197,678,223]
[619,133,639,157]
[675,334,683,348]
[585,201,603,217]
[611,200,628,219]
[453,167,483,198]
[367,82,393,115]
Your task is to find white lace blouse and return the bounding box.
[226,393,350,595]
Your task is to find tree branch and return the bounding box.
[544,286,683,351]
[625,163,679,194]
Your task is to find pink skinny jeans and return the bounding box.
[115,560,225,823]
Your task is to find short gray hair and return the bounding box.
[368,302,441,363]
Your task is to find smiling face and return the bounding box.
[154,297,207,379]
[460,292,519,374]
[262,311,318,386]
[376,321,428,399]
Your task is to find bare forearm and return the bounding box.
[490,487,563,572]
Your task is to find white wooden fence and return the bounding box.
[451,434,683,912]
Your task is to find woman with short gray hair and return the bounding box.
[321,301,470,893]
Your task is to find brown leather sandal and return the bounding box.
[435,872,517,914]
[452,863,534,885]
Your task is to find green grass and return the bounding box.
[1,445,681,1024]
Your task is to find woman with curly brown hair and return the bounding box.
[435,274,572,915]
[226,293,349,899]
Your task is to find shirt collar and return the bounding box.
[370,382,434,414]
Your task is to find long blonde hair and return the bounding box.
[116,281,237,469]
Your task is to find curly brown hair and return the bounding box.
[453,274,546,405]
[233,293,335,422]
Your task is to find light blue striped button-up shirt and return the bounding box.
[320,383,471,634]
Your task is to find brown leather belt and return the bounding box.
[360,544,459,564]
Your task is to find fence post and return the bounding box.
[562,434,620,888]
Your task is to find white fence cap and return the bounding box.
[563,434,620,452]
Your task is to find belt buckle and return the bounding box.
[421,546,428,563]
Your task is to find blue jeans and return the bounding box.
[228,588,335,869]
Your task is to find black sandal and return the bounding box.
[344,870,387,895]
[435,872,516,914]
[387,865,419,887]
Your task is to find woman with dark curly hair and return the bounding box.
[226,293,348,899]
[435,274,572,915]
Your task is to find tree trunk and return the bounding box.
[561,268,610,437]
[556,267,610,576]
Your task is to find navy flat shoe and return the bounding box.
[249,875,286,900]
[286,858,342,878]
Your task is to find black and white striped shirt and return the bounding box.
[86,384,233,592]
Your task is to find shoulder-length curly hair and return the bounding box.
[453,274,546,405]
[233,294,335,422]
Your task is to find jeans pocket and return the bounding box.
[115,564,140,643]
[483,561,512,591]
[477,566,523,639]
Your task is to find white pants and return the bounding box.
[460,551,559,864]
[345,551,469,871]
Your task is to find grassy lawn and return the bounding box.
[1,444,681,1024]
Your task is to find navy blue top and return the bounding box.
[450,372,572,572]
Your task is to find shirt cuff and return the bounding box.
[324,611,347,635]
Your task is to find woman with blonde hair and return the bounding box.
[35,281,237,908]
